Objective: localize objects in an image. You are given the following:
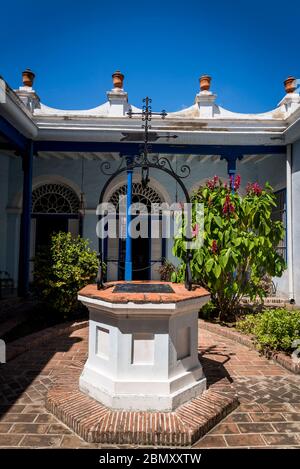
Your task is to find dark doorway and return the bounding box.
[35,215,68,252]
[132,236,150,280]
[117,228,151,281]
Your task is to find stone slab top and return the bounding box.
[78,281,210,304]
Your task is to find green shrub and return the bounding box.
[199,300,219,320]
[172,177,286,320]
[236,308,300,352]
[33,232,99,317]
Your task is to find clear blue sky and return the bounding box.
[1,0,299,113]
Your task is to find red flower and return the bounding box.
[246,182,262,196]
[206,175,219,190]
[234,174,241,190]
[192,223,199,237]
[229,174,241,191]
[211,240,218,254]
[223,194,235,215]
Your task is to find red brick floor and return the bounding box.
[0,324,300,448]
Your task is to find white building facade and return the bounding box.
[0,70,300,303]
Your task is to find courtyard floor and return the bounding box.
[0,323,300,448]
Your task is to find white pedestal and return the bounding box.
[78,283,209,411]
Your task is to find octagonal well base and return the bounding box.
[79,370,207,412]
[77,282,210,412]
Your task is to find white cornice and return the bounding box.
[0,82,38,139]
[1,76,300,144]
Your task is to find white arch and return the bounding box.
[11,174,84,210]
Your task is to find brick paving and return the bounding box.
[194,330,300,448]
[0,324,300,448]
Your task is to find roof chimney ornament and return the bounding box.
[112,70,124,89]
[199,75,212,92]
[284,76,297,94]
[22,68,35,87]
[196,75,216,117]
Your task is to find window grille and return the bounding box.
[32,184,79,214]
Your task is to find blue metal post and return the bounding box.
[18,141,33,296]
[221,155,243,193]
[228,161,236,194]
[125,156,133,281]
[226,156,237,193]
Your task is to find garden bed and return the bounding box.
[200,319,300,374]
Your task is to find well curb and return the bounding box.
[46,377,238,446]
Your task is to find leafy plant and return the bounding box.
[199,300,219,320]
[236,309,300,352]
[158,259,177,281]
[33,232,100,317]
[172,176,286,320]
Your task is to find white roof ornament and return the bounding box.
[106,70,130,117]
[278,76,300,116]
[195,75,217,118]
[15,68,41,112]
[29,70,300,127]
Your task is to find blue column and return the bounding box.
[125,156,133,281]
[221,154,243,193]
[228,160,236,194]
[18,141,33,296]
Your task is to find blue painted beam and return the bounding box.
[33,141,286,156]
[0,116,28,152]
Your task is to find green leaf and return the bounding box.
[214,215,222,228]
[205,258,214,273]
[213,264,222,279]
[171,272,177,283]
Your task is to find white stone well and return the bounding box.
[78,281,210,411]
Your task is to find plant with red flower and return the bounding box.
[173,180,286,321]
[246,182,262,196]
[222,194,235,215]
[211,240,218,254]
[192,223,199,237]
[206,175,219,190]
[229,174,241,191]
[234,174,241,190]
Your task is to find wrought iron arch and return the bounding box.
[96,97,193,290]
[97,157,193,291]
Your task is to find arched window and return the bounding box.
[32,184,79,214]
[106,183,164,282]
[109,182,162,212]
